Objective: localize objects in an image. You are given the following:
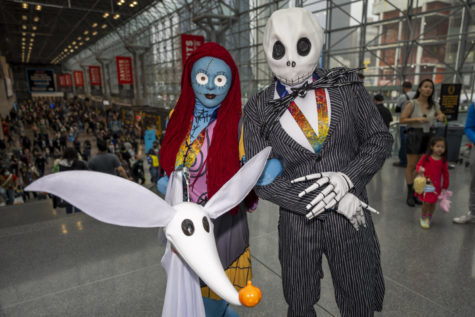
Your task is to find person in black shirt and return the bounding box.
[374,94,393,128]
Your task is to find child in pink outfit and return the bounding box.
[415,136,450,228]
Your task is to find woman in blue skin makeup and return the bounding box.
[159,43,281,317]
[158,43,277,317]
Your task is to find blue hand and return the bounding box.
[256,158,283,186]
[157,176,169,195]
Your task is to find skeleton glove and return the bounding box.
[292,172,353,220]
[336,193,380,230]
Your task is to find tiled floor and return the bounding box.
[0,157,474,316]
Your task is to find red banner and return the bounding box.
[116,56,133,85]
[89,66,102,86]
[73,70,84,87]
[59,74,66,87]
[181,34,205,66]
[64,74,73,87]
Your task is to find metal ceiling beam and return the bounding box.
[47,0,102,61]
[5,0,133,16]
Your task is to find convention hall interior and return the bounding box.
[0,0,474,316]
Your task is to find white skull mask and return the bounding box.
[263,8,325,86]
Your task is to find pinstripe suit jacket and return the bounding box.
[243,68,393,216]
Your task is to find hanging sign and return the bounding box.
[181,34,205,66]
[116,56,133,84]
[64,74,73,87]
[73,70,84,87]
[59,74,66,87]
[89,66,102,86]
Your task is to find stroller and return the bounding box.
[458,143,472,167]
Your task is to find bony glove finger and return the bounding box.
[306,185,333,209]
[360,201,380,214]
[349,216,359,231]
[298,177,330,197]
[292,172,329,183]
[323,192,336,205]
[356,208,366,228]
[306,201,326,220]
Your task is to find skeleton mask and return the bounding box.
[263,8,324,86]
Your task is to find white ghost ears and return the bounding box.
[25,171,176,228]
[204,146,271,219]
[263,8,325,86]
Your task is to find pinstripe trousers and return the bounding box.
[278,210,384,316]
[243,68,392,316]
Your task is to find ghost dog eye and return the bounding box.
[214,75,227,87]
[297,38,311,56]
[272,41,285,60]
[202,216,210,232]
[195,72,208,85]
[181,219,195,236]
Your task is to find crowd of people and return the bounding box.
[0,97,156,206]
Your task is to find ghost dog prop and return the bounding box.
[26,147,271,316]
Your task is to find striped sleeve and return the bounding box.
[243,92,315,215]
[341,82,393,193]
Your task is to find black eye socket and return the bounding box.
[202,217,210,232]
[272,41,285,60]
[297,38,311,56]
[181,219,194,236]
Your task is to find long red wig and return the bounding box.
[160,42,241,203]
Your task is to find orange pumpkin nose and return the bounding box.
[238,280,262,307]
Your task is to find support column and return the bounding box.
[80,65,90,96]
[126,44,150,106]
[97,57,112,98]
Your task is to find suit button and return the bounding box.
[316,156,322,162]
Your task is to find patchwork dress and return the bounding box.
[174,118,252,300]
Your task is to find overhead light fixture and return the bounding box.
[22,25,27,30]
[68,45,71,48]
[75,46,78,49]
[77,36,82,40]
[64,48,68,52]
[84,30,89,35]
[117,1,124,6]
[22,32,26,36]
[103,12,110,18]
[92,31,98,36]
[31,33,35,37]
[22,15,28,21]
[129,2,134,7]
[92,22,98,28]
[22,2,28,9]
[34,16,39,22]
[72,41,77,45]
[70,49,74,53]
[22,37,26,41]
[35,4,42,11]
[85,36,90,41]
[32,26,37,31]
[113,14,120,20]
[79,42,84,46]
[101,24,107,29]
